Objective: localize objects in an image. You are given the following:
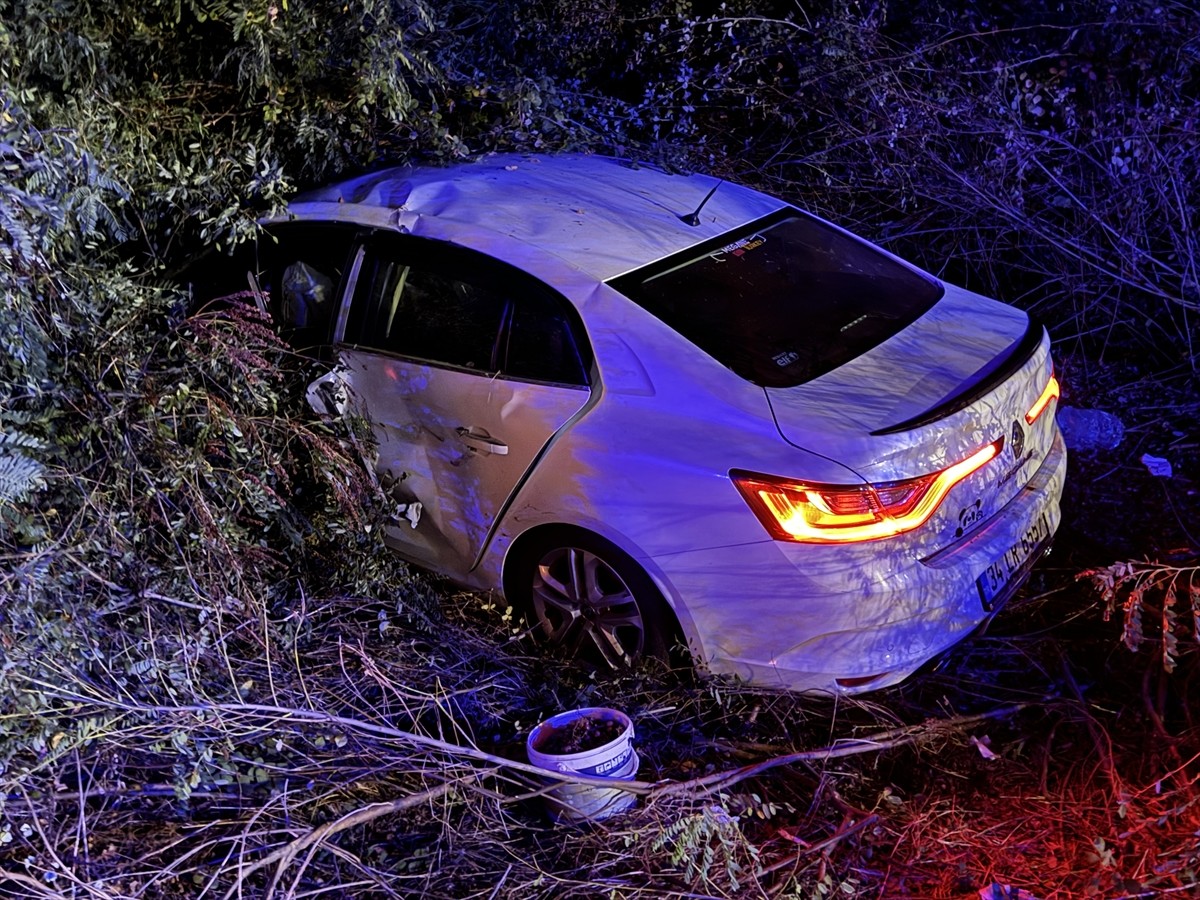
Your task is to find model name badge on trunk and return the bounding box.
[976,512,1051,611]
[997,446,1035,489]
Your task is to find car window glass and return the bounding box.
[504,292,587,385]
[344,250,507,372]
[609,211,943,388]
[342,237,590,385]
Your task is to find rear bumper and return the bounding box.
[652,427,1068,694]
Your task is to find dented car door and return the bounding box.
[316,235,591,579]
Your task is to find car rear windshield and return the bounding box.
[609,210,944,388]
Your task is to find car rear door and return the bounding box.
[327,234,592,579]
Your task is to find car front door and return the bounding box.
[324,234,592,580]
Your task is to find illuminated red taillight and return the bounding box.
[1025,374,1060,424]
[732,441,1001,543]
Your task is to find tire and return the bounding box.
[507,529,678,672]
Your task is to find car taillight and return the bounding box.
[731,440,1001,543]
[1025,374,1060,424]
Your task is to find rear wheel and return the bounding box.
[509,530,676,671]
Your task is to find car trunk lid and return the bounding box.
[765,287,1058,549]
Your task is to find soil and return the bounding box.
[535,714,627,755]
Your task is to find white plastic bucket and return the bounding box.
[526,707,639,823]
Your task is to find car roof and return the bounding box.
[289,154,787,280]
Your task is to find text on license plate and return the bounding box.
[976,512,1051,611]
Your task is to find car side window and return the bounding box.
[260,223,357,347]
[342,236,590,386]
[345,252,507,371]
[178,222,356,356]
[504,292,588,385]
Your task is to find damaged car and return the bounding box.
[232,154,1065,693]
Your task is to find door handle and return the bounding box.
[455,427,509,455]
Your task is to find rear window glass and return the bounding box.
[609,211,944,388]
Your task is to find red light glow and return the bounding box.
[733,441,1001,543]
[1025,375,1060,424]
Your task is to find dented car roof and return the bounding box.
[288,154,787,280]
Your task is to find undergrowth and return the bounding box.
[2,0,1199,897]
[2,586,1197,897]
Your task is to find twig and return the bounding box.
[20,687,636,791]
[0,869,64,898]
[5,784,244,803]
[1110,885,1200,899]
[226,778,464,900]
[24,683,1032,803]
[486,864,513,900]
[648,705,1031,800]
[756,814,880,878]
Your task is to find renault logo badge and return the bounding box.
[1010,419,1025,458]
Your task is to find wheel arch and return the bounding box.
[500,522,704,667]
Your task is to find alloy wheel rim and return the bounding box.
[530,547,645,669]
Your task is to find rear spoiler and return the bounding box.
[871,318,1044,436]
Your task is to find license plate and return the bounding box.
[976,513,1051,611]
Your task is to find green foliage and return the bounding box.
[3,0,439,251]
[0,0,440,816]
[646,800,761,892]
[0,91,132,547]
[0,432,44,540]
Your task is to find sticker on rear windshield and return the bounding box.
[772,350,800,367]
[709,233,766,262]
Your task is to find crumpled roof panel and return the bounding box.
[293,154,787,280]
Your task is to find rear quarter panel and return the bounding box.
[479,282,862,579]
